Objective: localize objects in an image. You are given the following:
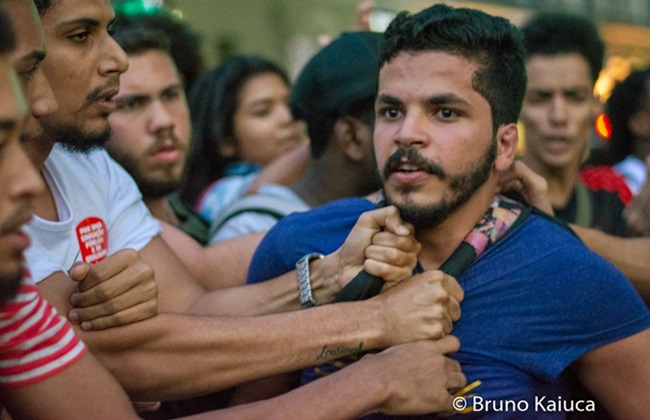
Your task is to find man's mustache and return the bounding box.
[382,148,447,180]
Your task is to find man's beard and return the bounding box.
[383,138,497,230]
[110,152,180,199]
[50,124,111,154]
[0,269,23,306]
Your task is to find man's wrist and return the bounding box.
[309,254,344,304]
[296,253,325,308]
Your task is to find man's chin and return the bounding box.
[54,125,111,154]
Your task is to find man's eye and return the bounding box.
[381,108,400,118]
[116,99,144,111]
[440,108,454,118]
[69,31,89,42]
[20,64,38,81]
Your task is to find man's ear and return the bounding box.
[333,116,372,162]
[494,122,519,171]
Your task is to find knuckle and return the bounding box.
[95,285,111,302]
[103,299,119,314]
[140,263,155,280]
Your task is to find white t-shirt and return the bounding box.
[24,144,161,283]
[0,270,86,387]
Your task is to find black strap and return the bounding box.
[334,202,534,303]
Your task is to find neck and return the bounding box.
[26,134,57,172]
[291,160,366,208]
[415,182,496,270]
[521,156,578,208]
[27,135,59,221]
[145,197,178,225]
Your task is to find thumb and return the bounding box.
[436,335,461,355]
[68,262,91,283]
[358,205,411,237]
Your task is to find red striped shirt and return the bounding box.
[0,271,86,387]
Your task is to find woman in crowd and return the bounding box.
[180,56,305,224]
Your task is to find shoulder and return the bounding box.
[197,173,259,221]
[473,213,642,307]
[274,197,377,232]
[580,165,633,205]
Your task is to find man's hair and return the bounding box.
[522,12,604,84]
[179,55,290,207]
[0,7,16,53]
[380,4,527,130]
[111,13,171,55]
[122,11,204,92]
[605,66,650,162]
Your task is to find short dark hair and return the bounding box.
[522,12,604,84]
[125,11,204,92]
[380,4,527,130]
[111,13,171,55]
[0,7,16,54]
[605,67,650,162]
[179,56,290,207]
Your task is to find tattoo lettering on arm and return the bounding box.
[316,342,364,361]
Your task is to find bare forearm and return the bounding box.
[573,225,650,302]
[68,303,385,401]
[189,256,343,317]
[187,359,386,420]
[0,353,138,420]
[160,222,262,290]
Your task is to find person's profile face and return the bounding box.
[520,53,599,172]
[0,57,45,303]
[373,51,498,230]
[106,50,190,199]
[4,0,58,144]
[37,0,128,150]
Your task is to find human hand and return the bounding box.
[353,0,375,31]
[330,205,420,291]
[623,157,650,235]
[68,249,158,331]
[497,160,554,215]
[363,336,466,415]
[375,270,463,346]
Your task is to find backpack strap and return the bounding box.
[334,198,531,303]
[574,181,593,228]
[209,194,303,238]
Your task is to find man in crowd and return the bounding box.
[0,8,139,417]
[8,0,465,413]
[209,31,382,243]
[519,12,631,237]
[517,12,650,299]
[248,4,650,417]
[0,9,466,418]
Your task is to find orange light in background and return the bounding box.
[595,113,612,139]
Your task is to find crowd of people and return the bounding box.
[0,0,649,419]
